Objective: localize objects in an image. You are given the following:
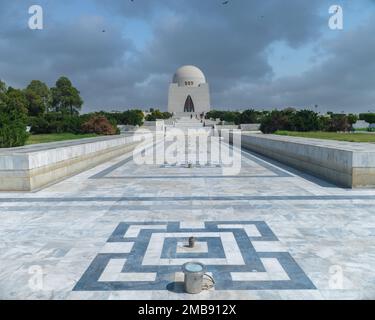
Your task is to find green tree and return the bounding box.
[0,80,6,94]
[239,109,260,124]
[145,109,172,122]
[24,90,44,117]
[359,113,375,124]
[0,86,29,147]
[260,110,293,134]
[348,113,359,126]
[51,77,83,116]
[290,110,321,132]
[145,113,157,121]
[205,110,225,121]
[122,110,144,126]
[222,111,241,124]
[24,80,50,116]
[325,114,351,132]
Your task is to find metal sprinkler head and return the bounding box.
[188,236,196,248]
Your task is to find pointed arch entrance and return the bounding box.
[184,95,195,113]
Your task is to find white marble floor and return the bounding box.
[1,140,375,300]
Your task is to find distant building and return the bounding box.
[168,65,211,116]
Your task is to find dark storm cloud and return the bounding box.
[0,0,374,112]
[0,0,140,110]
[219,15,375,113]
[96,0,326,82]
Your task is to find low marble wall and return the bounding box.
[117,125,139,133]
[142,120,165,132]
[239,133,375,188]
[240,123,261,131]
[0,135,140,191]
[215,125,239,130]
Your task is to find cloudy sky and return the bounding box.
[0,0,374,113]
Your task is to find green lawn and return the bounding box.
[275,131,375,143]
[26,133,98,145]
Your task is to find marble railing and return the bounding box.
[0,134,140,191]
[239,133,375,188]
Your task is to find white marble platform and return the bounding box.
[0,138,375,300]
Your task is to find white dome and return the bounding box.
[173,65,206,87]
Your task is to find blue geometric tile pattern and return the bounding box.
[73,221,316,291]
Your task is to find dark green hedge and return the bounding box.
[0,88,29,148]
[205,109,265,125]
[145,110,172,121]
[359,113,375,124]
[260,109,353,134]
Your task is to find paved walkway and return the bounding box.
[1,140,375,300]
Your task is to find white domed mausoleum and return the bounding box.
[168,65,211,115]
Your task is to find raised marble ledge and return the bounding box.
[237,133,375,188]
[0,134,137,170]
[0,134,141,191]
